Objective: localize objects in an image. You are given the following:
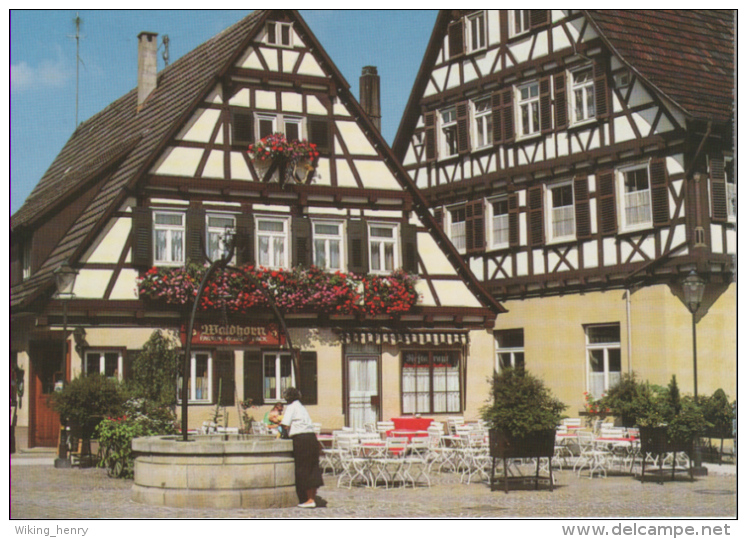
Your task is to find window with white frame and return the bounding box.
[266,21,293,47]
[256,114,303,142]
[473,97,493,148]
[571,67,596,123]
[177,351,212,403]
[313,221,344,271]
[548,183,576,241]
[22,241,32,280]
[206,214,236,263]
[495,329,524,371]
[440,107,458,158]
[153,211,185,266]
[726,158,736,220]
[618,164,652,230]
[257,114,277,140]
[402,350,461,414]
[263,351,295,402]
[466,11,486,53]
[368,223,399,273]
[517,81,540,137]
[256,217,289,269]
[85,350,123,379]
[510,10,531,37]
[448,206,467,253]
[490,198,510,248]
[586,324,621,399]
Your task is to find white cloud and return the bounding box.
[12,53,70,92]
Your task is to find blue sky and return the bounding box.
[10,9,438,215]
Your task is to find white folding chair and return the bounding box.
[404,436,433,487]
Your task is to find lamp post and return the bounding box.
[53,260,78,468]
[682,269,706,474]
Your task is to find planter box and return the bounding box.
[638,426,694,483]
[488,428,556,493]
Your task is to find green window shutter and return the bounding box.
[186,207,206,264]
[213,351,235,406]
[298,351,318,405]
[131,207,153,268]
[347,219,368,274]
[243,351,264,406]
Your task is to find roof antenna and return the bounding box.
[68,12,85,128]
[161,35,170,67]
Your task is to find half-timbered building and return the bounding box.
[10,10,503,449]
[393,10,735,413]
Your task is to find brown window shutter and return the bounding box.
[424,111,437,162]
[214,351,235,406]
[711,155,727,222]
[554,72,568,129]
[433,207,444,229]
[11,242,21,286]
[308,116,331,155]
[527,185,545,246]
[235,211,255,266]
[186,207,206,264]
[593,57,609,119]
[530,10,549,28]
[231,110,254,146]
[539,76,552,133]
[508,193,520,247]
[401,223,419,273]
[448,19,465,58]
[466,200,485,254]
[347,219,368,274]
[291,216,312,268]
[456,101,470,153]
[597,170,617,235]
[493,88,514,145]
[299,351,318,405]
[574,175,591,240]
[131,207,153,268]
[649,158,670,226]
[243,351,264,406]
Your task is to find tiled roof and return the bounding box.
[586,10,734,123]
[11,10,267,308]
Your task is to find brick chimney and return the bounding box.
[137,31,158,107]
[360,66,381,131]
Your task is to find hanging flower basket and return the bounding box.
[248,133,319,183]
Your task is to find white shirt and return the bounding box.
[280,400,315,437]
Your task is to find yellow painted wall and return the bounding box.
[493,282,737,418]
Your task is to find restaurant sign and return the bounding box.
[180,322,285,346]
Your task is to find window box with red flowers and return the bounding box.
[247,133,319,184]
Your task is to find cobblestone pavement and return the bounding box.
[11,457,736,519]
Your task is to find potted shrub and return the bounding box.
[600,372,646,428]
[480,367,566,492]
[50,374,127,464]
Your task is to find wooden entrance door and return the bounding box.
[30,341,64,447]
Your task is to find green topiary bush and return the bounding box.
[480,367,566,438]
[49,373,127,439]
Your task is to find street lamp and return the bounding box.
[682,269,706,475]
[682,270,706,397]
[53,260,78,468]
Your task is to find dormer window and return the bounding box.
[266,21,293,47]
[256,113,303,141]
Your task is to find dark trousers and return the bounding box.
[292,432,324,502]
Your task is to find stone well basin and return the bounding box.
[131,434,296,509]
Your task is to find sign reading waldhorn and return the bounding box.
[180,322,285,347]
